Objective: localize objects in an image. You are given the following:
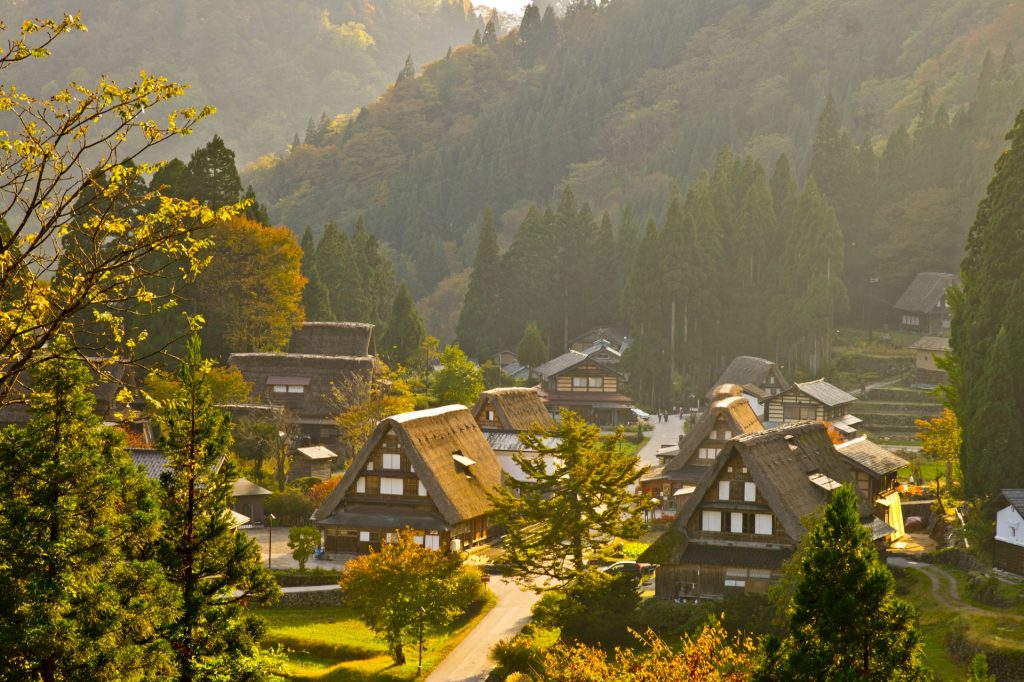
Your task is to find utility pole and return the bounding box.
[670,300,676,394]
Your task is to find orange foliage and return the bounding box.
[310,475,342,506]
[818,420,845,445]
[543,617,755,681]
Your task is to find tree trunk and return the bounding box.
[393,642,406,665]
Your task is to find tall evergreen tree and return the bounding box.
[316,222,366,322]
[760,486,927,680]
[352,216,396,327]
[300,226,333,321]
[184,135,243,209]
[381,282,425,366]
[0,340,176,680]
[950,109,1024,497]
[516,321,548,374]
[457,208,503,358]
[155,336,280,681]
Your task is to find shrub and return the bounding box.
[491,635,544,677]
[630,599,708,638]
[453,566,488,612]
[965,573,1016,608]
[265,491,315,525]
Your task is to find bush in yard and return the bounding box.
[265,491,315,525]
[532,570,640,648]
[490,634,545,677]
[287,526,321,571]
[453,566,489,610]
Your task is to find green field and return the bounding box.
[261,595,495,681]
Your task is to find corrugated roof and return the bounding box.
[894,272,959,313]
[835,437,908,476]
[997,490,1024,517]
[472,387,555,431]
[233,477,273,497]
[314,405,502,527]
[910,336,951,352]
[483,430,560,453]
[131,448,169,480]
[296,445,338,460]
[788,379,857,407]
[534,350,589,378]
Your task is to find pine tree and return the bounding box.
[396,55,416,84]
[0,339,176,680]
[381,282,425,366]
[352,216,396,327]
[457,208,502,358]
[516,321,547,374]
[761,487,927,680]
[489,411,653,583]
[482,18,498,46]
[155,336,280,681]
[950,109,1024,496]
[299,227,332,320]
[317,222,366,322]
[471,28,482,46]
[242,185,270,225]
[184,135,243,209]
[431,344,484,406]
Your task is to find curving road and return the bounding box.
[425,577,541,682]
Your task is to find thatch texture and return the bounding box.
[835,436,908,476]
[472,387,554,431]
[665,395,763,474]
[315,405,502,527]
[708,356,790,399]
[288,321,375,357]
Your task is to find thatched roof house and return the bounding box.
[472,387,560,482]
[534,350,633,427]
[288,321,375,357]
[707,356,790,401]
[472,387,555,432]
[650,421,886,600]
[313,405,502,555]
[641,390,763,515]
[894,272,958,333]
[762,378,859,436]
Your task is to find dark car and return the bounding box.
[599,560,647,579]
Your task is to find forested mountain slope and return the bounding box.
[11,0,482,164]
[248,0,1024,303]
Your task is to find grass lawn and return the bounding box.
[897,460,947,485]
[617,436,649,458]
[261,593,496,681]
[895,566,1024,680]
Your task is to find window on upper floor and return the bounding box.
[755,513,773,535]
[718,480,731,501]
[383,453,401,470]
[486,409,495,421]
[698,446,719,460]
[744,482,757,502]
[418,480,427,497]
[356,477,366,493]
[902,314,920,326]
[588,376,603,389]
[572,376,587,388]
[380,477,404,495]
[701,510,722,532]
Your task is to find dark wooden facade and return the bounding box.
[537,354,633,426]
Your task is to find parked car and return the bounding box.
[599,560,654,580]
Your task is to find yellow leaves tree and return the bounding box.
[191,216,306,359]
[542,618,755,681]
[333,361,416,457]
[915,407,962,487]
[0,14,243,406]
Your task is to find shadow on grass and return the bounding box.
[267,635,381,663]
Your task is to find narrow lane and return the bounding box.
[425,577,541,682]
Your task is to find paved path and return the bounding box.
[635,415,686,470]
[425,578,541,682]
[280,583,340,593]
[244,526,349,571]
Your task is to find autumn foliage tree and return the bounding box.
[190,216,306,359]
[0,14,242,405]
[542,617,755,681]
[334,362,416,458]
[339,529,467,665]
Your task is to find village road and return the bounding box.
[635,414,687,470]
[425,577,541,682]
[244,526,350,571]
[888,556,1024,620]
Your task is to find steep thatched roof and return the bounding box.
[894,272,958,313]
[664,395,763,474]
[288,321,376,357]
[667,422,865,563]
[314,405,502,527]
[707,356,790,398]
[228,353,373,420]
[472,387,554,431]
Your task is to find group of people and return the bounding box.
[655,407,685,422]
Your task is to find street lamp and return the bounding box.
[417,606,426,676]
[267,513,277,569]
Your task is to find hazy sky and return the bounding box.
[483,0,531,15]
